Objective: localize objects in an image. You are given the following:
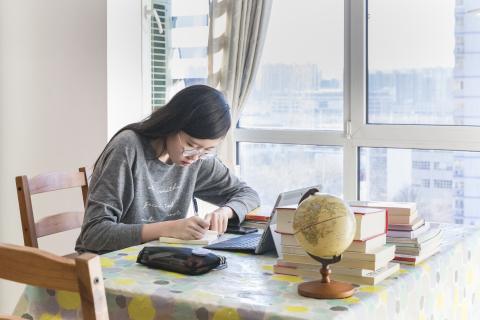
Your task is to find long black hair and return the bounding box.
[124,84,231,139]
[95,85,231,167]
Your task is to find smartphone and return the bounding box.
[226,226,258,235]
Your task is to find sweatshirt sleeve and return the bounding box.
[76,135,143,253]
[194,158,260,224]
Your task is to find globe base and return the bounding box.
[298,280,355,299]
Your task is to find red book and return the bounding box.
[245,208,270,222]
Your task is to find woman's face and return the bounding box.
[167,131,222,166]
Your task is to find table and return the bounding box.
[14,223,480,319]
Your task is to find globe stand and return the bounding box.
[297,254,355,299]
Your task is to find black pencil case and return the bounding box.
[136,246,227,275]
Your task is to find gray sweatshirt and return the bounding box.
[75,130,260,254]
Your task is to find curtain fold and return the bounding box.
[208,0,272,171]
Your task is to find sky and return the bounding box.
[261,0,457,78]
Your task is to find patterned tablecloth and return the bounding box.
[14,223,480,320]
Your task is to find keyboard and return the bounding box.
[204,233,261,252]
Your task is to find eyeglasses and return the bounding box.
[177,133,216,160]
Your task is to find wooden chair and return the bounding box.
[15,167,91,248]
[0,243,108,320]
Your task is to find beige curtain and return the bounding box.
[208,0,272,171]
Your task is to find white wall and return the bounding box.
[0,0,108,313]
[107,0,148,138]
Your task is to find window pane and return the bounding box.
[240,0,344,130]
[151,0,208,109]
[239,143,343,211]
[359,147,480,225]
[151,0,170,107]
[170,0,209,95]
[368,0,480,125]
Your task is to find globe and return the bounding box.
[293,193,356,258]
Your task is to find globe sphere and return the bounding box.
[293,193,356,257]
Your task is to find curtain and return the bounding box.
[208,0,273,171]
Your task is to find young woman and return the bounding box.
[76,85,260,254]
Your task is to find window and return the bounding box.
[367,0,480,126]
[434,179,453,189]
[236,0,344,205]
[240,0,344,131]
[143,0,480,225]
[236,0,480,223]
[433,161,453,171]
[360,148,480,223]
[455,181,465,196]
[454,166,464,177]
[422,179,431,188]
[455,199,464,209]
[412,161,431,170]
[358,0,480,225]
[150,0,170,107]
[239,143,342,212]
[234,0,480,225]
[150,0,209,109]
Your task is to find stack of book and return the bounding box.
[273,205,399,285]
[349,201,443,265]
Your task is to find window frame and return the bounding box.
[234,0,480,201]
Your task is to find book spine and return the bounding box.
[385,208,389,233]
[245,215,269,222]
[392,256,415,262]
[353,232,386,242]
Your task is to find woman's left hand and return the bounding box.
[204,207,234,234]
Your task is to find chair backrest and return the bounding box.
[0,243,108,320]
[16,167,90,248]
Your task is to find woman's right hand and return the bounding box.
[164,216,210,240]
[141,216,210,243]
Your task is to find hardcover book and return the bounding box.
[351,206,387,241]
[388,211,419,225]
[348,233,387,253]
[388,216,424,231]
[387,227,442,246]
[387,222,430,239]
[393,246,440,265]
[281,244,395,271]
[348,200,416,216]
[274,262,400,285]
